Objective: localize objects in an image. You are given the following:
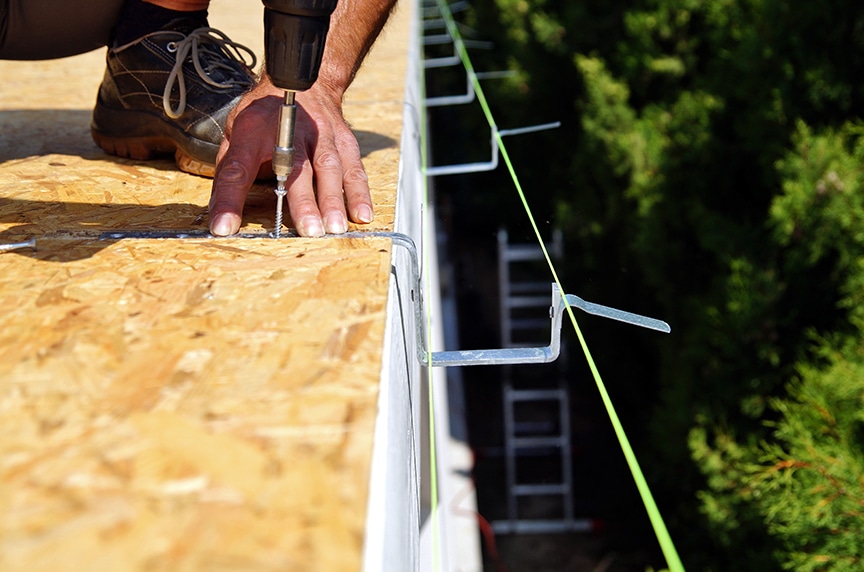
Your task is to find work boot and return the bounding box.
[91,18,256,177]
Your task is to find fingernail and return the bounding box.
[325,212,348,234]
[356,205,374,224]
[299,216,325,237]
[211,213,238,236]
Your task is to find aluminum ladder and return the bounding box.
[492,228,594,534]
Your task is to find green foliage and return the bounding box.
[761,354,864,571]
[693,344,864,571]
[689,422,774,564]
[771,121,864,297]
[438,0,864,568]
[574,55,640,181]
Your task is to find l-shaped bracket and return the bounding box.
[97,230,671,368]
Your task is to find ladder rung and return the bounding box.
[504,295,550,308]
[491,519,595,535]
[513,483,569,496]
[512,436,565,448]
[506,388,565,402]
[501,245,547,261]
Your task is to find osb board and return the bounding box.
[0,0,412,570]
[0,237,391,571]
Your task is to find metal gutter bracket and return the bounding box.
[425,70,516,108]
[419,282,670,368]
[95,230,670,369]
[424,122,561,177]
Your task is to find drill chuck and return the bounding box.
[263,0,338,92]
[272,91,296,182]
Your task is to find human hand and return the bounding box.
[208,78,374,237]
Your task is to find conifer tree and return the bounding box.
[449,0,864,568]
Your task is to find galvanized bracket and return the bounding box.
[426,70,516,108]
[424,122,561,177]
[420,0,561,176]
[380,232,669,366]
[420,283,671,367]
[97,230,670,368]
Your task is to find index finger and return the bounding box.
[209,102,278,236]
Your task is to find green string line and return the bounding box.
[418,7,442,570]
[429,2,685,570]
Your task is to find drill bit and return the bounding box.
[272,91,296,239]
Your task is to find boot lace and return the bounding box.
[163,27,257,119]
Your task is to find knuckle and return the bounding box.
[216,157,254,185]
[343,165,369,186]
[216,150,258,184]
[313,150,342,172]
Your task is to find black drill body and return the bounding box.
[263,0,338,91]
[263,0,338,237]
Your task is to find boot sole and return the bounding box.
[91,98,219,178]
[91,131,216,178]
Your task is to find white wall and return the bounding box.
[363,1,482,569]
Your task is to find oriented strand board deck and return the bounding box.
[0,2,410,571]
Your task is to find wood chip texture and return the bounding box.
[0,1,410,570]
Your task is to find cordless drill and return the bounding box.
[263,0,338,237]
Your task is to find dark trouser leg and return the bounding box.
[0,0,124,60]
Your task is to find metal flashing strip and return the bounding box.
[0,238,37,252]
[99,230,286,240]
